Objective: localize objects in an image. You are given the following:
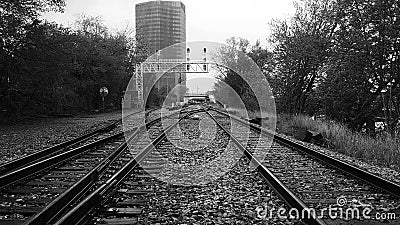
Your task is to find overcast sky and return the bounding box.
[42,0,296,93]
[43,0,295,46]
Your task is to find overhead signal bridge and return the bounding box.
[136,59,210,73]
[133,47,210,108]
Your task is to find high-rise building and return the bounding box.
[136,0,186,57]
[135,0,186,106]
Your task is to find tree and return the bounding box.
[0,0,65,116]
[0,0,65,55]
[11,22,75,113]
[0,11,143,117]
[213,37,274,112]
[319,0,400,133]
[269,0,338,114]
[68,15,135,111]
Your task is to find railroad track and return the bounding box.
[0,108,156,178]
[0,106,202,225]
[43,107,285,224]
[0,119,119,178]
[2,105,399,224]
[45,107,203,225]
[208,107,400,225]
[88,110,278,225]
[0,108,167,224]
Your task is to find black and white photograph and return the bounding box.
[0,0,399,224]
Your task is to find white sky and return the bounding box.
[43,0,295,46]
[42,0,296,93]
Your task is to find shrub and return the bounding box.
[281,114,400,170]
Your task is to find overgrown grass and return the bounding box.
[278,114,400,171]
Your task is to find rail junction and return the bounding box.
[0,105,399,224]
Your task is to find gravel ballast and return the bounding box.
[139,112,295,224]
[0,111,125,165]
[93,110,296,224]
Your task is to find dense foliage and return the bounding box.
[321,0,400,133]
[213,38,273,112]
[0,1,141,117]
[215,0,400,134]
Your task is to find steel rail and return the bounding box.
[0,108,156,177]
[209,107,400,198]
[0,131,125,189]
[0,108,162,188]
[24,121,160,225]
[21,109,172,224]
[22,109,179,225]
[206,110,326,225]
[52,108,204,225]
[0,119,119,176]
